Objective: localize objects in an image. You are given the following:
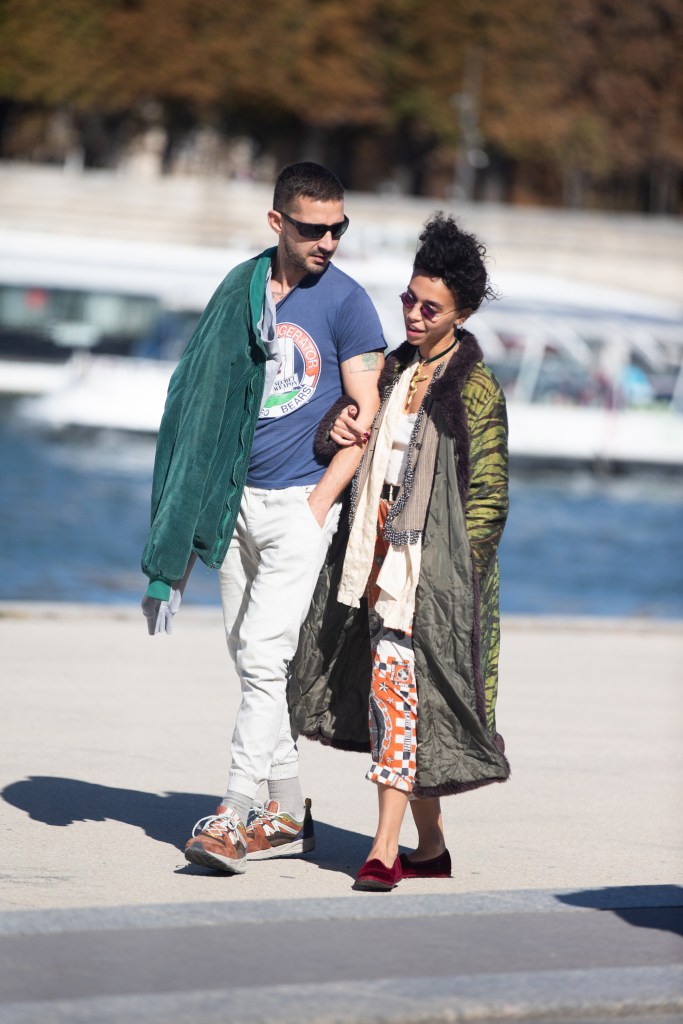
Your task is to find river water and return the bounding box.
[1,399,681,618]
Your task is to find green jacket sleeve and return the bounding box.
[142,297,237,585]
[464,384,509,578]
[142,264,259,582]
[141,250,274,585]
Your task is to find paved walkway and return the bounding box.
[1,605,681,1021]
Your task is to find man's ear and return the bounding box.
[267,209,283,236]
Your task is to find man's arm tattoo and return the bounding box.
[348,351,383,372]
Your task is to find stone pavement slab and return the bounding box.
[1,971,682,1024]
[0,889,681,1023]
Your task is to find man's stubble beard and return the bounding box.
[283,234,330,277]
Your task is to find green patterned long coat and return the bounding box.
[289,335,510,796]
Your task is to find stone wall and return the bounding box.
[1,162,681,301]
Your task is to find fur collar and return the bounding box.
[380,332,483,416]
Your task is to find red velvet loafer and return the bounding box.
[354,856,402,891]
[399,849,452,879]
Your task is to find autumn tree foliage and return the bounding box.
[0,0,680,211]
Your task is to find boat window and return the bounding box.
[0,284,162,359]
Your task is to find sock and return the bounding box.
[267,777,304,820]
[220,790,252,826]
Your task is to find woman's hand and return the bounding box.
[330,405,370,448]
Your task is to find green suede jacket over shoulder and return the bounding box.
[141,249,274,586]
[288,336,510,798]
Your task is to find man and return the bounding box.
[140,162,385,874]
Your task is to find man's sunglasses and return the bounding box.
[278,210,349,241]
[399,290,456,323]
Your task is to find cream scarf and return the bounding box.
[337,361,423,631]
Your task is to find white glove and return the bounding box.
[141,586,182,635]
[141,553,196,636]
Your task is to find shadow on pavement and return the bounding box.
[310,821,371,878]
[2,776,222,849]
[1,776,371,868]
[556,886,683,938]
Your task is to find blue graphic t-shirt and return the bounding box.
[247,263,386,488]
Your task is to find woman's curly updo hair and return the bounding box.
[413,211,495,315]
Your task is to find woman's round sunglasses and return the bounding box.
[399,290,456,322]
[278,210,350,241]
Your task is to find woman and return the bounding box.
[289,212,510,890]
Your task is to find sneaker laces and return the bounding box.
[248,800,267,821]
[248,800,275,824]
[251,803,304,841]
[191,812,243,840]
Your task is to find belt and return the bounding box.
[381,483,401,502]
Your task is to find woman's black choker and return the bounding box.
[418,335,459,365]
[407,335,460,402]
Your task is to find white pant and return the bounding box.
[219,484,341,800]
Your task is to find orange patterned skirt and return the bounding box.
[365,499,418,793]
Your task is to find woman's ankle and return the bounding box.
[409,835,446,863]
[366,843,399,868]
